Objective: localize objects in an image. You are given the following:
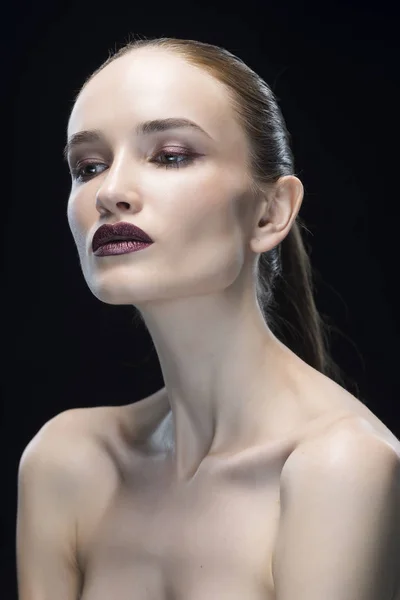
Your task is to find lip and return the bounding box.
[92,222,154,253]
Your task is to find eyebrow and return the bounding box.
[63,117,212,161]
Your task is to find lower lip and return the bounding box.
[94,240,153,256]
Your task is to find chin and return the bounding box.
[88,284,136,305]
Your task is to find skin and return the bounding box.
[66,47,305,483]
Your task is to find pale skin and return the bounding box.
[66,47,305,481]
[16,46,400,600]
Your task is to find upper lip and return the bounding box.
[92,222,154,253]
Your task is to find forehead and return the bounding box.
[68,48,244,149]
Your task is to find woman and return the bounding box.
[17,37,400,600]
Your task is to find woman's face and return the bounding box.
[66,48,260,306]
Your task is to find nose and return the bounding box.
[96,193,139,216]
[95,154,141,215]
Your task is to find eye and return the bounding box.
[151,148,195,169]
[70,161,106,182]
[70,148,198,182]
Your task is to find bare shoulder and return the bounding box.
[25,406,113,450]
[37,399,169,572]
[22,407,95,459]
[294,364,400,460]
[21,406,120,485]
[26,392,165,467]
[18,406,125,584]
[20,403,140,508]
[282,411,400,489]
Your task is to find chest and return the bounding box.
[78,450,288,600]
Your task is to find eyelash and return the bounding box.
[70,149,195,182]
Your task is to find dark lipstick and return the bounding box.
[92,222,154,254]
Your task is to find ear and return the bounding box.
[249,175,304,254]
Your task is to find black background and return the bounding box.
[4,0,400,597]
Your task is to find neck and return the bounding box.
[138,285,301,482]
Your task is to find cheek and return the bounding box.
[67,196,89,250]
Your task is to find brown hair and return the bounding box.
[77,35,356,393]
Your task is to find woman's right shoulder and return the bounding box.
[18,406,127,579]
[20,406,121,480]
[21,392,168,477]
